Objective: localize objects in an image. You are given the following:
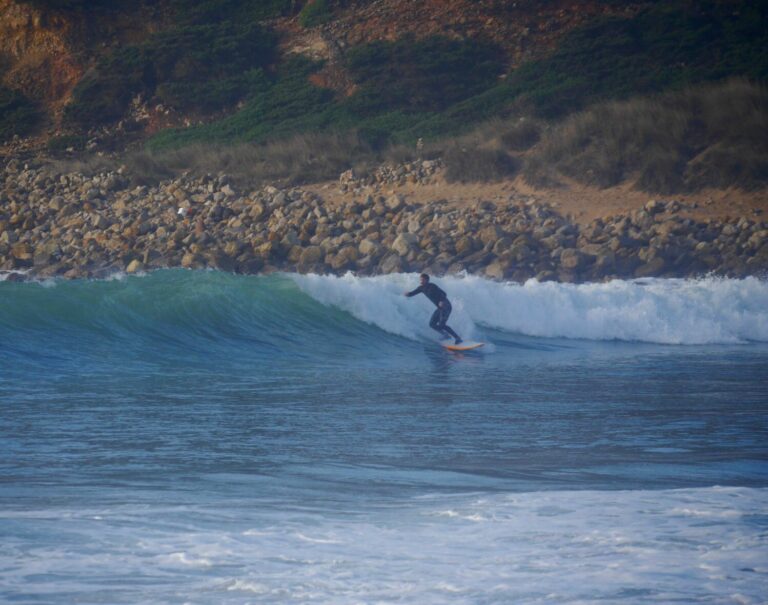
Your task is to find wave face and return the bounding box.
[2,271,767,352]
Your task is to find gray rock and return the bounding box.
[635,257,666,277]
[379,254,403,274]
[560,248,593,271]
[484,260,509,280]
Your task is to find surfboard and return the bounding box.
[442,341,485,352]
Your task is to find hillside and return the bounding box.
[0,0,767,195]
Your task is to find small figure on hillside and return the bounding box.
[404,273,462,344]
[416,137,424,159]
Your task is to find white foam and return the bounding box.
[292,273,768,345]
[3,487,765,604]
[158,552,213,568]
[291,272,478,342]
[0,269,29,282]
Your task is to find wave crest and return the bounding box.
[294,273,768,345]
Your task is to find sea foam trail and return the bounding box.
[292,273,768,345]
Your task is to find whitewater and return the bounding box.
[2,270,767,604]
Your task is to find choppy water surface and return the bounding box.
[2,270,767,604]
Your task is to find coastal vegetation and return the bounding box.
[523,79,768,193]
[142,0,767,151]
[67,79,767,195]
[0,86,39,140]
[64,23,277,127]
[2,0,766,195]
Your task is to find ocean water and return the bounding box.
[1,270,767,604]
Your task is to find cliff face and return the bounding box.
[0,0,645,136]
[0,0,168,129]
[0,0,82,116]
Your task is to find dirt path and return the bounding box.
[307,175,768,225]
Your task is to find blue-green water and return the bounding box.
[2,270,767,603]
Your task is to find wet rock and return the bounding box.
[299,245,324,266]
[126,259,144,273]
[484,259,510,280]
[379,254,403,274]
[635,257,666,277]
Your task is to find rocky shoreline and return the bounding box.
[1,158,767,283]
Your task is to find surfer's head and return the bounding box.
[419,273,430,286]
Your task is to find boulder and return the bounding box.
[644,199,665,215]
[379,254,403,274]
[126,259,144,273]
[181,252,200,268]
[299,246,324,266]
[392,233,418,256]
[454,235,478,256]
[560,248,592,271]
[249,201,267,221]
[635,257,666,278]
[329,246,359,271]
[359,238,381,257]
[386,194,405,212]
[11,243,33,260]
[484,259,510,280]
[478,225,502,247]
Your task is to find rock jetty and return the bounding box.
[1,158,766,282]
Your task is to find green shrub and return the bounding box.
[64,22,277,127]
[299,0,332,27]
[502,0,768,120]
[47,134,87,153]
[145,0,768,158]
[345,35,503,116]
[149,57,344,150]
[21,0,128,11]
[172,0,294,25]
[0,87,39,141]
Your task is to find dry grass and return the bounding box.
[524,78,768,193]
[499,118,542,151]
[49,131,412,187]
[443,146,518,183]
[47,80,767,194]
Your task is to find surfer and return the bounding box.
[404,273,462,344]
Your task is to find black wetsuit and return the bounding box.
[406,282,462,342]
